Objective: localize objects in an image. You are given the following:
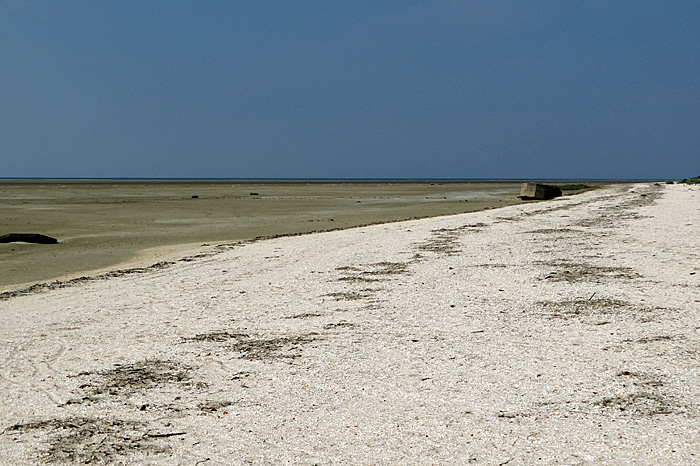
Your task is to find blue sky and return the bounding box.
[2,1,699,179]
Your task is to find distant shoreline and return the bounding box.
[0,178,655,184]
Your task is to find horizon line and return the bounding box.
[0,177,669,183]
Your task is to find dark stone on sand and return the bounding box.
[0,233,59,244]
[519,183,562,200]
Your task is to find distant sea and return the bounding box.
[0,177,662,183]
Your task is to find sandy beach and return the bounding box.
[1,182,699,465]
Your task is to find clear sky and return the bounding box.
[2,1,699,179]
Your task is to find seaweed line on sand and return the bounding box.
[2,417,177,464]
[0,261,177,301]
[182,331,320,361]
[63,359,199,407]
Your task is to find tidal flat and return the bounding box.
[0,180,526,289]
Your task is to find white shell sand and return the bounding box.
[1,183,698,465]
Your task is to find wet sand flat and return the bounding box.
[1,181,525,289]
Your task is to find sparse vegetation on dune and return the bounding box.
[680,176,700,184]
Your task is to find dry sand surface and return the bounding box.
[1,183,699,465]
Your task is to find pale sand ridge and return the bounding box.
[1,183,699,465]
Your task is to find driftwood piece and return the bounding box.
[0,233,59,244]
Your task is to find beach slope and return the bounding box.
[1,183,699,465]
